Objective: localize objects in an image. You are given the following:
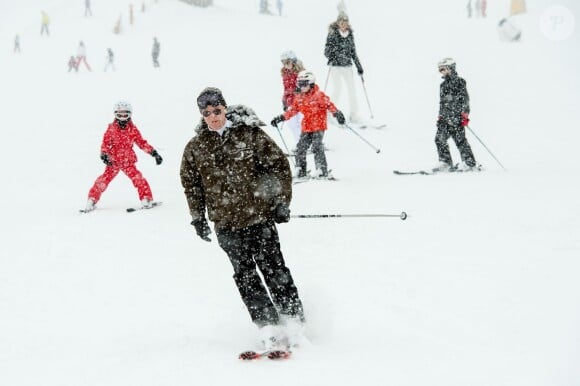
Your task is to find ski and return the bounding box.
[238,349,292,361]
[393,170,434,175]
[79,208,96,214]
[394,165,482,176]
[293,171,338,184]
[126,201,162,213]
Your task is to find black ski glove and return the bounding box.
[271,115,285,128]
[151,149,163,165]
[334,110,346,125]
[191,218,212,242]
[273,203,290,224]
[357,65,364,76]
[100,152,112,166]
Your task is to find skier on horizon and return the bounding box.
[76,41,92,71]
[433,58,479,172]
[83,101,163,212]
[40,11,50,36]
[180,87,306,352]
[104,48,115,71]
[152,37,160,68]
[271,70,345,179]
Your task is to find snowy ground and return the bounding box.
[1,1,579,385]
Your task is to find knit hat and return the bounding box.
[337,12,349,22]
[196,87,227,110]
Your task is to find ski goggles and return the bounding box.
[201,108,223,117]
[297,80,311,88]
[115,111,131,120]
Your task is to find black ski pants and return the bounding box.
[435,122,476,167]
[216,222,304,327]
[295,131,327,174]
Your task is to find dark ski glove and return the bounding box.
[273,203,290,224]
[334,110,346,125]
[271,115,285,128]
[191,218,212,242]
[356,65,364,76]
[100,152,112,166]
[151,149,163,165]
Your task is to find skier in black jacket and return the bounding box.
[434,58,478,172]
[324,12,363,123]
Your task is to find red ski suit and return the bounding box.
[88,120,155,203]
[281,69,298,108]
[283,84,338,133]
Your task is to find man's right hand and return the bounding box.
[191,218,212,242]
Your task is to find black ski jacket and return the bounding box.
[324,26,363,73]
[439,71,470,127]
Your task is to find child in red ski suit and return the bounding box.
[271,71,345,178]
[84,101,162,211]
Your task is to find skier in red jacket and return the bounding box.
[84,101,163,212]
[271,70,345,179]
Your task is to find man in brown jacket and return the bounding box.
[180,87,305,351]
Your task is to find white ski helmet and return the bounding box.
[280,50,297,62]
[114,100,132,121]
[437,57,456,70]
[297,70,315,86]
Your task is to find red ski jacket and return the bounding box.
[100,120,154,166]
[282,69,298,108]
[283,84,338,133]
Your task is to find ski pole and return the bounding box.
[292,212,408,220]
[360,75,374,119]
[343,123,381,154]
[275,122,295,167]
[466,126,507,171]
[323,66,331,92]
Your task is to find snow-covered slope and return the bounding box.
[1,1,579,385]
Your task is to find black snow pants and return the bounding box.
[216,222,304,327]
[435,122,476,167]
[295,131,327,175]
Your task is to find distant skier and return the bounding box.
[76,41,92,71]
[279,50,305,148]
[180,87,306,351]
[152,37,160,68]
[85,0,92,17]
[433,58,478,172]
[67,55,79,72]
[84,101,163,212]
[271,70,345,179]
[104,48,115,72]
[40,11,50,36]
[14,35,21,53]
[259,0,272,14]
[324,12,364,124]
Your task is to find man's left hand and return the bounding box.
[273,203,290,223]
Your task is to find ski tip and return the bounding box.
[267,350,292,360]
[239,351,262,360]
